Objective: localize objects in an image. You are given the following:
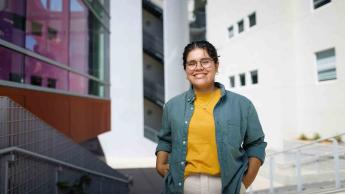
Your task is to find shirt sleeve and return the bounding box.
[155,103,172,155]
[243,101,267,165]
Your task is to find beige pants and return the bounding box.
[183,174,246,194]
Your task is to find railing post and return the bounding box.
[269,156,275,193]
[3,154,15,194]
[296,150,303,192]
[55,166,62,194]
[332,138,340,189]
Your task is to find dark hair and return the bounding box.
[182,40,219,69]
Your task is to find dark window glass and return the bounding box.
[88,13,105,80]
[316,48,336,81]
[239,73,246,86]
[228,26,234,38]
[250,70,258,84]
[0,46,25,83]
[314,0,331,9]
[0,46,68,90]
[238,20,244,33]
[229,76,235,87]
[249,12,256,27]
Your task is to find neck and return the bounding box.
[194,83,216,94]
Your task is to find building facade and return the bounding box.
[207,0,345,149]
[0,0,111,145]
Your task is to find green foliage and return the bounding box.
[57,174,92,194]
[298,133,308,141]
[312,133,321,140]
[334,135,343,143]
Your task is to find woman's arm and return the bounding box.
[242,157,262,188]
[156,151,170,177]
[242,101,267,188]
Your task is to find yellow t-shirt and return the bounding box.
[184,88,221,177]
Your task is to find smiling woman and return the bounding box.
[155,40,267,194]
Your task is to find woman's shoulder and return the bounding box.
[224,89,253,107]
[165,91,188,108]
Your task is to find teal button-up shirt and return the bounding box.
[156,82,267,194]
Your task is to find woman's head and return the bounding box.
[183,41,219,92]
[182,40,219,70]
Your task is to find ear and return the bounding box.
[215,63,219,72]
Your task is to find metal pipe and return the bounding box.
[0,147,130,184]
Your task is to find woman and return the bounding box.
[155,41,266,194]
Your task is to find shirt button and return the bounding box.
[181,161,185,165]
[182,141,186,145]
[185,121,188,124]
[191,107,194,110]
[178,182,182,186]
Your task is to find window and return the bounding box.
[229,76,235,87]
[239,73,246,86]
[250,70,258,84]
[313,0,331,9]
[249,12,256,27]
[228,26,234,38]
[237,20,244,33]
[316,48,336,81]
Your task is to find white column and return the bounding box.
[99,0,157,169]
[163,0,190,101]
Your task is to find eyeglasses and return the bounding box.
[186,58,214,70]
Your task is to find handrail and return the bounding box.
[0,146,130,184]
[268,132,345,157]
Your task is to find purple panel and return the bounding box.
[25,56,68,90]
[69,73,88,95]
[69,0,89,74]
[25,0,69,64]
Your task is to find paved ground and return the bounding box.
[119,168,164,194]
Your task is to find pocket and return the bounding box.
[222,122,242,148]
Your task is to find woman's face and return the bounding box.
[185,48,218,90]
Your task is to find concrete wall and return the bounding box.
[207,0,345,150]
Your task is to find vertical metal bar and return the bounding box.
[296,150,303,192]
[3,160,8,194]
[269,156,274,193]
[332,138,340,189]
[55,167,60,194]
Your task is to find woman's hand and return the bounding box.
[157,163,170,177]
[156,151,170,177]
[242,157,262,189]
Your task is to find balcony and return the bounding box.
[143,30,164,62]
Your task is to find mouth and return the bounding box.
[193,73,207,78]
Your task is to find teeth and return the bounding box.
[195,74,205,78]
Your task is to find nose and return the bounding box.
[195,62,205,70]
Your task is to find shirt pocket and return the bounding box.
[221,121,243,148]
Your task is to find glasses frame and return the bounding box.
[186,58,214,71]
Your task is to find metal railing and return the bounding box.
[251,133,345,194]
[0,96,129,194]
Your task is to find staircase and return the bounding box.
[0,96,130,194]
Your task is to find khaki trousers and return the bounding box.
[183,174,246,194]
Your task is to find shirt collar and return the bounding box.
[186,82,226,103]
